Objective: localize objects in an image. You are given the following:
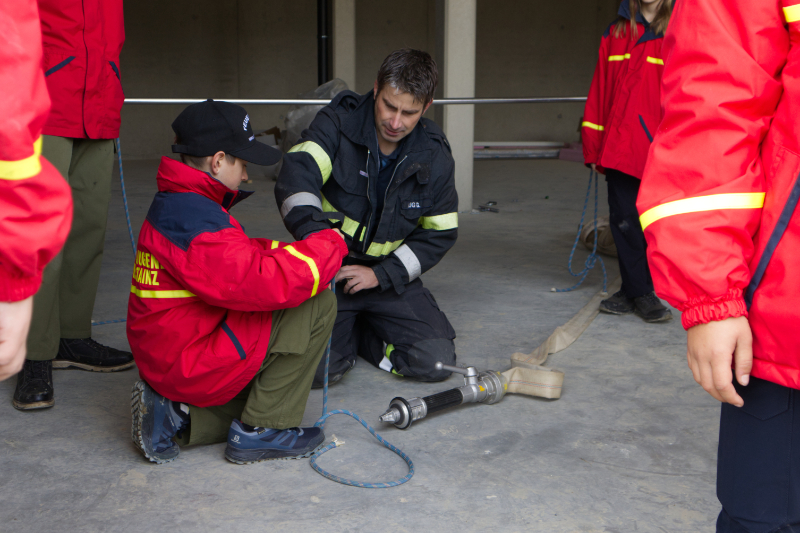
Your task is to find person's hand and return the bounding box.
[0,297,33,381]
[686,316,753,407]
[590,163,597,172]
[331,228,345,241]
[335,265,379,294]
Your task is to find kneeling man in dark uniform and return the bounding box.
[276,49,459,387]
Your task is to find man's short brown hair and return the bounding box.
[376,49,438,105]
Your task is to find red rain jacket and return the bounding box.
[582,1,665,179]
[0,0,73,302]
[38,0,125,139]
[638,0,800,389]
[127,157,347,407]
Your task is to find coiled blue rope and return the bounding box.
[554,169,607,293]
[309,282,414,488]
[92,138,135,327]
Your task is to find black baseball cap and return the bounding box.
[171,99,282,166]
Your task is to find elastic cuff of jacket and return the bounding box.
[372,264,391,293]
[679,290,748,330]
[0,272,41,302]
[381,261,408,295]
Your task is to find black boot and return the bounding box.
[13,359,54,410]
[54,338,135,372]
[599,290,635,315]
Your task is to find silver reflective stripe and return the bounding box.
[393,244,421,281]
[280,192,323,219]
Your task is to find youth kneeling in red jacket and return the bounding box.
[581,0,673,322]
[127,101,348,464]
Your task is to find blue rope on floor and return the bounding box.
[93,138,135,327]
[554,169,607,293]
[309,282,415,488]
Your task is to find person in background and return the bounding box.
[0,0,73,382]
[581,0,674,323]
[14,0,133,410]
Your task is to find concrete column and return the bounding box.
[332,0,356,90]
[442,0,476,213]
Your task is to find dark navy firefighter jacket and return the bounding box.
[276,90,458,294]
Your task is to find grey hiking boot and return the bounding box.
[634,292,673,323]
[599,290,635,315]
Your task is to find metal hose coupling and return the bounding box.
[378,362,509,429]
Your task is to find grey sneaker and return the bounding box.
[634,292,673,323]
[599,290,635,315]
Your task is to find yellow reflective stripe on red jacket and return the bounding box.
[640,192,766,230]
[0,137,42,180]
[608,53,631,61]
[582,121,604,131]
[284,245,320,296]
[130,286,196,298]
[270,240,280,249]
[420,213,458,231]
[646,56,664,65]
[784,4,800,23]
[288,141,333,184]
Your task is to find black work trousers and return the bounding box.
[316,278,456,383]
[716,377,800,532]
[605,169,654,299]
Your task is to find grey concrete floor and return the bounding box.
[0,158,720,532]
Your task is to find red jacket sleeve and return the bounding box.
[175,229,346,312]
[0,0,73,302]
[637,0,786,329]
[582,35,610,167]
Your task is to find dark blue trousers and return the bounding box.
[605,169,654,299]
[717,377,800,532]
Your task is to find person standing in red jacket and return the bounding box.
[14,0,134,410]
[639,0,800,529]
[0,0,73,382]
[128,101,348,464]
[581,0,673,322]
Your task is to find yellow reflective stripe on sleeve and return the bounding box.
[582,121,605,131]
[130,286,196,299]
[270,240,280,249]
[420,212,458,231]
[288,141,333,184]
[365,239,404,257]
[284,245,320,296]
[639,192,766,230]
[646,56,664,65]
[608,53,631,61]
[0,137,43,180]
[784,4,800,22]
[321,193,364,241]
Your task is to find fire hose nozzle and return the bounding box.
[379,363,509,429]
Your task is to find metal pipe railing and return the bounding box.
[123,97,587,105]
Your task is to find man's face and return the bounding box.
[373,82,431,147]
[215,155,248,191]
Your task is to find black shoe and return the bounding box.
[634,292,673,323]
[13,360,54,410]
[54,338,135,372]
[311,359,354,390]
[599,290,635,315]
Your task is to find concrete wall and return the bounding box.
[119,0,619,158]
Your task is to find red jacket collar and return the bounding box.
[155,157,253,210]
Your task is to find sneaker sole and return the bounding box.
[598,307,634,316]
[131,381,179,464]
[12,398,54,410]
[54,360,136,372]
[224,435,326,465]
[638,312,674,323]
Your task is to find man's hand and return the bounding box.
[335,265,379,294]
[686,316,753,407]
[0,297,33,381]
